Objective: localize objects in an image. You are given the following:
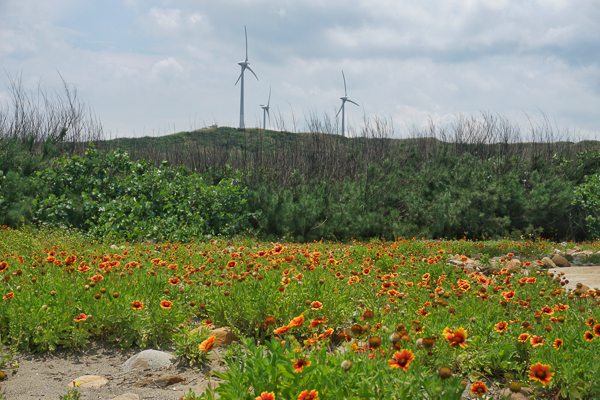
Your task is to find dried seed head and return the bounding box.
[438,366,452,380]
[341,359,353,371]
[509,381,522,393]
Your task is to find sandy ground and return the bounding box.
[0,341,225,400]
[549,265,600,290]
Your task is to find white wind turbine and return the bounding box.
[260,86,271,130]
[336,70,359,137]
[235,26,259,129]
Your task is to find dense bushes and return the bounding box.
[0,143,257,242]
[245,148,600,242]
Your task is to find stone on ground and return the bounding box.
[122,349,176,372]
[68,375,108,388]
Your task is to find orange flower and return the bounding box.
[169,278,180,285]
[227,260,237,268]
[584,331,594,342]
[518,333,530,342]
[73,313,87,322]
[443,327,468,349]
[274,326,291,334]
[310,318,327,328]
[0,262,7,272]
[593,324,600,337]
[470,381,487,396]
[494,321,508,333]
[289,315,304,328]
[540,306,553,315]
[297,390,318,400]
[528,363,554,386]
[255,392,275,400]
[319,328,334,338]
[311,301,323,310]
[388,349,414,371]
[292,357,311,373]
[160,300,173,309]
[2,292,14,301]
[199,335,215,352]
[553,339,563,350]
[530,336,545,347]
[131,300,144,310]
[264,316,276,328]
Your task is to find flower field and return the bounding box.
[1,227,600,399]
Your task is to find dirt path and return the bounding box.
[549,265,600,291]
[1,341,224,400]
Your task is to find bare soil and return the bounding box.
[0,341,224,400]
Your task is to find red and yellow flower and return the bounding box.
[470,381,487,396]
[517,333,530,342]
[289,315,305,328]
[584,331,594,342]
[388,349,414,371]
[160,300,173,309]
[199,335,215,352]
[528,363,554,386]
[131,300,144,310]
[292,357,311,373]
[443,327,468,349]
[530,335,545,347]
[255,392,275,400]
[297,389,318,400]
[494,321,508,333]
[73,313,87,322]
[553,339,563,350]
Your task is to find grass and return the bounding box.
[1,226,600,399]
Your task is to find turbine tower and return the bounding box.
[235,26,259,129]
[336,70,359,137]
[260,86,271,130]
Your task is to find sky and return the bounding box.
[1,0,599,140]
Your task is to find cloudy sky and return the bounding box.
[1,0,599,139]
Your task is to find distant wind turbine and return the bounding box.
[235,26,259,129]
[336,70,359,137]
[260,86,271,130]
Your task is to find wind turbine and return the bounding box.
[336,70,359,137]
[260,86,271,130]
[235,26,259,129]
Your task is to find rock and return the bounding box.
[190,326,239,348]
[69,375,108,388]
[154,376,185,387]
[122,349,176,372]
[134,375,184,388]
[111,394,140,400]
[541,257,557,269]
[571,252,589,258]
[499,387,533,399]
[505,259,522,273]
[552,255,571,268]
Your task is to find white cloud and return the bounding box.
[1,0,598,139]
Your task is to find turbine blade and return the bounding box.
[235,70,243,85]
[245,26,248,61]
[247,65,259,81]
[267,108,271,122]
[342,70,347,96]
[336,102,344,117]
[347,99,359,106]
[267,86,271,106]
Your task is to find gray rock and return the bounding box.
[122,349,176,372]
[552,254,571,268]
